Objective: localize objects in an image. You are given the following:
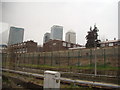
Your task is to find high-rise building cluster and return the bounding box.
[1,25,78,53]
[43,32,51,43]
[8,26,24,45]
[51,25,63,40]
[1,25,120,53]
[3,25,77,46]
[42,25,79,52]
[43,25,76,44]
[43,25,63,43]
[65,30,76,44]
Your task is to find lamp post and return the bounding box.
[94,26,98,76]
[94,44,97,76]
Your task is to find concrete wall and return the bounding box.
[2,46,119,68]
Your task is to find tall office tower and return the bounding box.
[43,32,51,43]
[50,25,63,40]
[8,26,24,45]
[65,30,76,44]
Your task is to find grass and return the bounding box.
[16,63,119,71]
[73,64,119,70]
[3,61,119,71]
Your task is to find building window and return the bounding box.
[101,44,105,47]
[118,42,120,45]
[68,43,71,47]
[63,42,66,47]
[109,43,113,46]
[53,43,56,46]
[106,43,108,46]
[73,45,76,48]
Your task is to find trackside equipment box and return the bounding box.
[44,71,60,89]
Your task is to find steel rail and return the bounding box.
[12,67,117,78]
[2,68,120,89]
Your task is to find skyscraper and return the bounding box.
[65,30,76,44]
[8,26,24,45]
[43,32,51,43]
[50,25,63,40]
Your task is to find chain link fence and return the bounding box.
[2,46,119,76]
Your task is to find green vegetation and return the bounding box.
[17,63,119,71]
[2,75,11,84]
[61,83,83,88]
[76,64,120,70]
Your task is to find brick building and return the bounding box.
[37,45,43,52]
[0,44,7,53]
[43,39,82,52]
[100,40,120,47]
[8,40,37,53]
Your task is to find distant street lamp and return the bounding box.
[94,25,98,76]
[94,44,97,76]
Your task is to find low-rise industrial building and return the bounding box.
[0,44,7,53]
[37,45,43,52]
[100,40,120,47]
[43,39,82,52]
[8,40,37,53]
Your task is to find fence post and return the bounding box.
[78,50,80,66]
[113,47,116,62]
[39,53,41,65]
[32,53,34,68]
[27,54,29,65]
[68,51,70,66]
[44,52,46,65]
[94,48,97,76]
[24,54,25,65]
[51,52,53,66]
[2,53,4,68]
[103,49,106,67]
[59,51,60,67]
[28,53,30,66]
[90,49,92,66]
[37,54,40,68]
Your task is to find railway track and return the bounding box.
[7,67,118,84]
[2,68,120,89]
[10,67,118,78]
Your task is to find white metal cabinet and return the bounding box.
[44,71,60,89]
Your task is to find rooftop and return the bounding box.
[99,40,120,44]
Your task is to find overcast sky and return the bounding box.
[1,0,119,45]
